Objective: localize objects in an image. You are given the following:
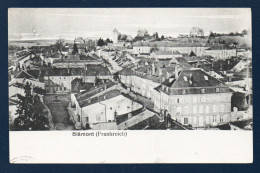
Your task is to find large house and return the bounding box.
[118,58,191,101]
[203,48,237,59]
[150,50,182,60]
[69,82,143,129]
[154,68,232,128]
[133,41,209,56]
[43,64,112,93]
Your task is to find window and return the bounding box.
[110,107,113,110]
[177,98,180,103]
[184,118,188,125]
[85,117,89,122]
[64,87,66,91]
[200,97,206,102]
[213,105,218,113]
[205,105,209,113]
[201,88,205,93]
[60,87,62,91]
[193,106,197,114]
[220,116,224,122]
[213,116,216,122]
[177,107,182,114]
[184,106,189,114]
[220,105,225,112]
[193,116,197,124]
[199,105,203,114]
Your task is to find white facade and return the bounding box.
[133,46,151,55]
[203,49,237,59]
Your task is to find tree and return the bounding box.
[161,35,165,40]
[54,39,64,53]
[189,51,196,57]
[209,31,215,38]
[97,38,106,47]
[13,82,49,131]
[190,27,204,37]
[105,38,113,45]
[72,43,78,55]
[242,29,248,36]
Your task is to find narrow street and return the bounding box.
[44,94,75,130]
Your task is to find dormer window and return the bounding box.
[183,76,188,82]
[204,75,208,80]
[201,88,205,93]
[182,89,186,94]
[216,88,220,93]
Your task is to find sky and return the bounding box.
[8,8,251,40]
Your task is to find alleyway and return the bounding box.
[44,94,75,130]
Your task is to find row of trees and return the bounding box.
[97,38,113,46]
[209,29,248,39]
[13,82,49,131]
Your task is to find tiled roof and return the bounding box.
[119,68,134,75]
[43,64,111,76]
[15,70,35,79]
[75,80,117,106]
[79,55,96,61]
[80,89,121,107]
[163,68,224,88]
[160,68,231,95]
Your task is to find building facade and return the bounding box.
[154,68,232,128]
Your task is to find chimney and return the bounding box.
[158,67,162,76]
[166,71,170,79]
[175,65,179,78]
[161,76,166,82]
[152,63,155,75]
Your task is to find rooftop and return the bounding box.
[75,80,117,107]
[159,68,231,95]
[79,89,121,107]
[153,50,181,55]
[43,64,111,76]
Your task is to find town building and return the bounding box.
[203,48,237,59]
[150,50,182,60]
[133,46,151,55]
[43,63,112,93]
[118,59,191,101]
[133,41,209,56]
[69,81,143,129]
[154,68,232,128]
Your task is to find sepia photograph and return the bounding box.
[8,8,253,163]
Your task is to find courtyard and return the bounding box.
[44,94,75,130]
